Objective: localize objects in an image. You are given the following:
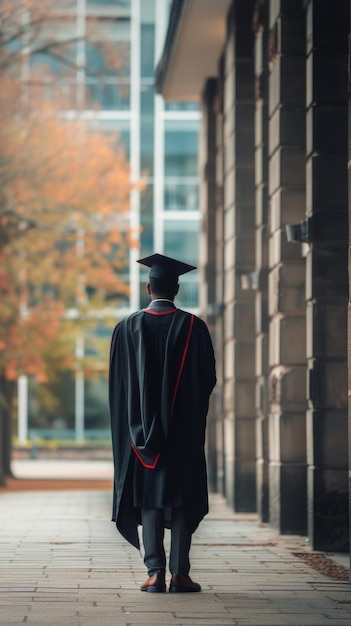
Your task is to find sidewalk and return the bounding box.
[11,458,114,481]
[0,463,350,625]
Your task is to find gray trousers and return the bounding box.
[141,508,192,576]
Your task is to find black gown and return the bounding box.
[109,299,216,549]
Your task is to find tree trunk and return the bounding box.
[0,403,4,486]
[0,376,16,482]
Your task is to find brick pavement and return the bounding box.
[0,476,350,625]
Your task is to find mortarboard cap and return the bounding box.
[137,253,196,281]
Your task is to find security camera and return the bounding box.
[285,219,309,243]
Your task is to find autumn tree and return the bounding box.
[0,0,135,483]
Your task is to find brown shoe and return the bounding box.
[141,572,166,593]
[169,574,201,593]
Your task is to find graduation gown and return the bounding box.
[109,300,216,549]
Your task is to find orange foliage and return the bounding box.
[0,1,137,382]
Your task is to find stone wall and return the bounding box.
[199,0,350,549]
[221,1,257,511]
[306,0,349,551]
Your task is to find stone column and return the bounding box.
[306,0,349,551]
[348,0,351,560]
[222,1,256,511]
[200,78,220,493]
[253,2,270,523]
[267,0,307,534]
[216,59,227,497]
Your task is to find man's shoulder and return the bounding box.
[112,310,144,334]
[118,309,144,323]
[175,309,209,330]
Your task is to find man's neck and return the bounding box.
[151,298,175,304]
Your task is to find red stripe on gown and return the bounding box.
[171,314,194,414]
[132,313,194,468]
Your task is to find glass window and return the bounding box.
[164,180,199,211]
[87,0,130,7]
[84,375,109,432]
[164,120,199,177]
[163,216,200,311]
[85,78,130,110]
[140,24,155,77]
[140,184,154,256]
[33,18,76,42]
[85,41,130,78]
[174,277,199,309]
[85,17,130,78]
[116,128,130,159]
[140,86,154,174]
[141,0,155,23]
[87,17,130,42]
[29,19,77,77]
[164,219,200,267]
[30,50,76,77]
[165,102,200,112]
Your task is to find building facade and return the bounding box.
[23,0,202,442]
[156,0,350,553]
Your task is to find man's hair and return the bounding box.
[149,276,178,299]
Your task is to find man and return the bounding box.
[109,253,216,593]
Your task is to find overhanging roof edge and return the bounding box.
[155,0,186,95]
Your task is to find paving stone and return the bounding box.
[0,488,350,626]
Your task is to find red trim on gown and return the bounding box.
[132,313,195,469]
[144,309,176,316]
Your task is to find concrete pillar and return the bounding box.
[222,1,256,511]
[267,0,307,534]
[306,0,349,552]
